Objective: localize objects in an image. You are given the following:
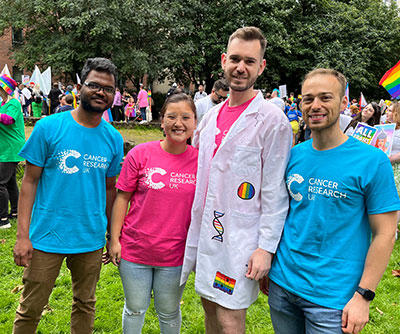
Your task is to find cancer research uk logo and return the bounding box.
[144,167,196,190]
[56,150,109,174]
[287,173,347,202]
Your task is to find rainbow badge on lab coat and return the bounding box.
[213,271,236,295]
[237,182,255,200]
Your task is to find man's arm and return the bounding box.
[13,162,43,267]
[105,176,117,233]
[342,211,398,334]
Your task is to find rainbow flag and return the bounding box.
[102,108,113,122]
[379,60,400,99]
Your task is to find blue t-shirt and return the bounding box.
[19,111,124,253]
[287,108,301,122]
[269,136,400,310]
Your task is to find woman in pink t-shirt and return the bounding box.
[108,93,198,333]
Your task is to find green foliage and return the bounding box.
[0,0,399,99]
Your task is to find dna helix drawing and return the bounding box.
[212,210,225,242]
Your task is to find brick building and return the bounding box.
[0,28,24,81]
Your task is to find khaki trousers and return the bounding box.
[13,248,103,334]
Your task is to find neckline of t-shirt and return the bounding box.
[224,95,256,113]
[158,140,192,157]
[67,110,105,130]
[309,136,352,154]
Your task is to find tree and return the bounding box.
[0,0,174,84]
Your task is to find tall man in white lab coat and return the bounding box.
[181,26,292,333]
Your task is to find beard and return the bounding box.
[80,92,111,114]
[226,73,258,92]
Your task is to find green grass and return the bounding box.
[1,221,399,333]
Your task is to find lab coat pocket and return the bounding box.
[227,211,260,254]
[232,146,261,176]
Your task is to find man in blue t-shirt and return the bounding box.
[266,68,400,334]
[12,58,124,334]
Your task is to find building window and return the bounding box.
[12,66,23,82]
[11,28,23,45]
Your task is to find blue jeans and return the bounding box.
[139,107,146,121]
[268,280,343,334]
[119,259,185,334]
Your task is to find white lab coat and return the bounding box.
[180,91,292,309]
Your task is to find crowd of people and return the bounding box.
[11,78,154,125]
[0,25,399,334]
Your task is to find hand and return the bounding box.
[342,292,370,333]
[245,248,273,281]
[259,276,270,295]
[107,239,122,267]
[102,241,111,265]
[13,238,33,267]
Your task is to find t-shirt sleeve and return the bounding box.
[116,148,140,192]
[365,154,400,215]
[106,134,124,177]
[18,120,48,167]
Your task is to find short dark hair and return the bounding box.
[160,92,196,120]
[213,78,229,92]
[81,58,118,86]
[228,26,267,58]
[64,94,74,105]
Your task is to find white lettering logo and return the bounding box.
[57,150,81,174]
[287,174,304,202]
[144,167,166,189]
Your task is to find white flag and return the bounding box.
[1,64,11,77]
[42,67,52,95]
[359,92,367,108]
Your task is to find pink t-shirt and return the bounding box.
[116,141,198,266]
[137,89,149,108]
[214,96,255,155]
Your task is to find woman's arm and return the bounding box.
[108,189,133,266]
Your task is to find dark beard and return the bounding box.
[81,96,110,114]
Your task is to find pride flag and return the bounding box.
[102,108,113,122]
[379,60,400,99]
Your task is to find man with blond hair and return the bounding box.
[267,68,400,334]
[181,27,292,333]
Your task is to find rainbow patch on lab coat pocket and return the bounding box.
[213,271,236,295]
[237,182,255,200]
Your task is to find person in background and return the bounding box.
[112,87,123,122]
[137,84,148,123]
[388,101,400,195]
[57,94,74,113]
[30,94,43,118]
[0,74,25,229]
[344,102,381,135]
[124,96,135,122]
[194,84,208,102]
[195,78,229,123]
[108,93,198,333]
[48,83,62,114]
